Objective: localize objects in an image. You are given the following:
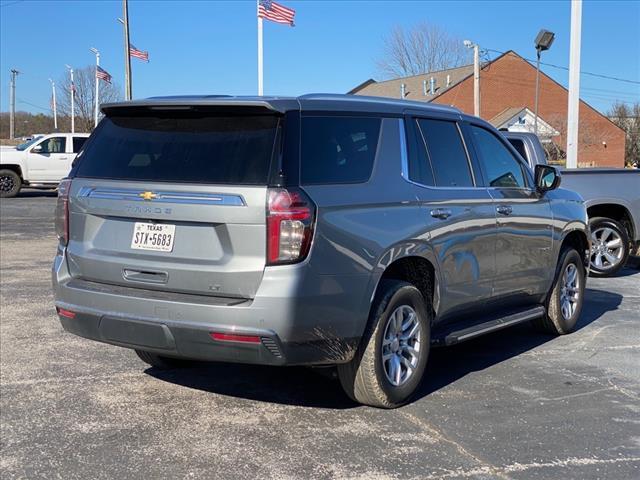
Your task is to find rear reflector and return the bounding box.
[210,332,261,344]
[56,307,76,319]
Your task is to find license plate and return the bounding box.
[131,222,175,252]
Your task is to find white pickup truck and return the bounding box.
[0,133,90,198]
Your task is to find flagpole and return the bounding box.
[123,0,133,100]
[257,1,263,95]
[49,79,57,131]
[91,48,100,128]
[71,67,75,133]
[66,65,75,133]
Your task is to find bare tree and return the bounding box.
[545,113,615,167]
[376,23,469,78]
[608,101,640,167]
[57,66,122,132]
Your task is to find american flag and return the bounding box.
[96,65,112,84]
[258,0,295,26]
[70,82,76,93]
[129,44,149,62]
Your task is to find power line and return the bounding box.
[0,0,25,7]
[485,48,640,85]
[581,86,640,98]
[17,98,50,112]
[582,95,638,106]
[481,72,638,98]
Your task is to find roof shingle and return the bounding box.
[349,64,474,101]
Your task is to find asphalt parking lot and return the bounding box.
[1,191,639,480]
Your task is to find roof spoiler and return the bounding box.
[101,98,289,115]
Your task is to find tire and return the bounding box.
[589,217,630,277]
[337,280,431,408]
[135,349,192,369]
[0,169,22,198]
[534,248,585,335]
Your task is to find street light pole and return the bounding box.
[533,29,555,137]
[49,78,57,131]
[90,48,100,128]
[534,49,541,135]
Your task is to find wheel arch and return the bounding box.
[559,229,590,270]
[363,248,440,334]
[586,202,635,242]
[0,164,24,179]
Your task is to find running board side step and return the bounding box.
[441,306,546,346]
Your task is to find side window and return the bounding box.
[300,116,381,185]
[507,138,527,161]
[417,118,473,187]
[471,126,526,188]
[72,137,87,153]
[406,119,435,186]
[35,137,66,154]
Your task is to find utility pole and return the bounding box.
[566,0,582,168]
[121,0,133,100]
[90,48,100,127]
[9,69,19,139]
[473,44,480,118]
[49,78,58,131]
[464,40,480,117]
[66,65,75,133]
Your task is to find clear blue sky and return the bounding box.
[1,0,638,115]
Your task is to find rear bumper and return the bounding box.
[52,248,366,366]
[57,308,294,366]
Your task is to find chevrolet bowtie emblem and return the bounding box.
[139,191,157,201]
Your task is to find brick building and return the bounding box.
[349,51,626,167]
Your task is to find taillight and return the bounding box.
[55,179,72,246]
[267,188,315,265]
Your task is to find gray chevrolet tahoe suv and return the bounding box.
[53,94,589,408]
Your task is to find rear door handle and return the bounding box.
[496,205,513,216]
[430,208,452,220]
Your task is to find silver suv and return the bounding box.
[53,94,589,408]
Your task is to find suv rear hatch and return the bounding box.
[65,105,282,299]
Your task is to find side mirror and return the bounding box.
[535,164,561,192]
[31,145,43,154]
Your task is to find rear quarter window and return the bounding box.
[508,138,528,160]
[300,116,381,185]
[72,137,87,153]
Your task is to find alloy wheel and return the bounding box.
[560,263,580,320]
[0,174,15,193]
[590,226,624,271]
[381,305,421,387]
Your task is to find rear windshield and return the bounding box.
[74,112,279,184]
